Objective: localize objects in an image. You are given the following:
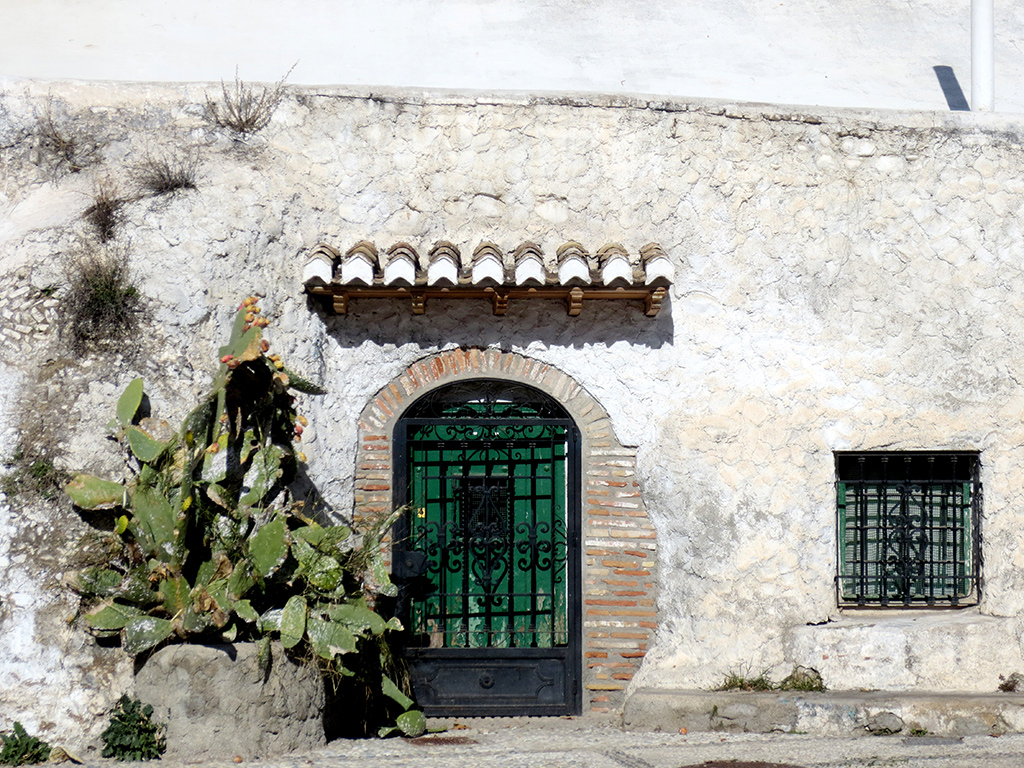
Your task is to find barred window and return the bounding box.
[836,452,980,607]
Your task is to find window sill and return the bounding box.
[821,606,999,629]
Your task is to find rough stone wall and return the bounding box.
[3,79,1024,743]
[135,643,326,761]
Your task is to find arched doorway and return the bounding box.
[354,348,658,716]
[392,380,582,716]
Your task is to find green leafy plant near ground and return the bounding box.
[716,665,826,693]
[100,696,165,761]
[66,297,424,737]
[1,445,67,502]
[716,670,776,692]
[778,668,828,692]
[0,723,51,766]
[998,672,1024,692]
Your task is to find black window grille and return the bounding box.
[836,452,981,607]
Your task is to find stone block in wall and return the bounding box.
[134,643,325,761]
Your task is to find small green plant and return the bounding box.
[716,670,775,692]
[908,727,929,737]
[778,665,827,692]
[1,445,67,502]
[84,178,124,242]
[100,696,165,761]
[60,243,141,353]
[0,723,51,765]
[715,665,826,693]
[137,152,199,195]
[205,66,293,135]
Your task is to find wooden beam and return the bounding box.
[306,283,666,317]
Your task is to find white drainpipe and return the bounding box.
[972,0,995,111]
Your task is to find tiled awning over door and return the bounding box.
[303,241,673,317]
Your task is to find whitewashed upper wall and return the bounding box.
[3,80,1024,744]
[3,0,1024,112]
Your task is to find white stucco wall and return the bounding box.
[4,0,1024,112]
[3,79,1024,742]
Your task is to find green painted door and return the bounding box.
[407,420,568,649]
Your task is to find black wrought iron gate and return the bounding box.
[393,381,581,716]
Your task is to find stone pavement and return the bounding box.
[90,717,1024,768]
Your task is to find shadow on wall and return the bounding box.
[933,65,970,111]
[308,294,675,350]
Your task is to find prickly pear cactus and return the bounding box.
[66,297,423,736]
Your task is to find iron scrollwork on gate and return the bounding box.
[461,476,511,607]
[402,421,570,650]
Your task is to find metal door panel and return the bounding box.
[406,650,572,715]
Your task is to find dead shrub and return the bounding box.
[35,97,100,175]
[60,243,141,353]
[999,672,1024,692]
[205,66,294,135]
[136,150,199,195]
[83,178,125,242]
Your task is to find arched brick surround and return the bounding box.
[354,348,657,714]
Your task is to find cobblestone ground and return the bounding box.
[0,274,58,361]
[70,718,1024,768]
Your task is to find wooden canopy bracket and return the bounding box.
[645,287,667,317]
[411,292,427,315]
[332,292,349,315]
[566,287,584,316]
[490,291,510,316]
